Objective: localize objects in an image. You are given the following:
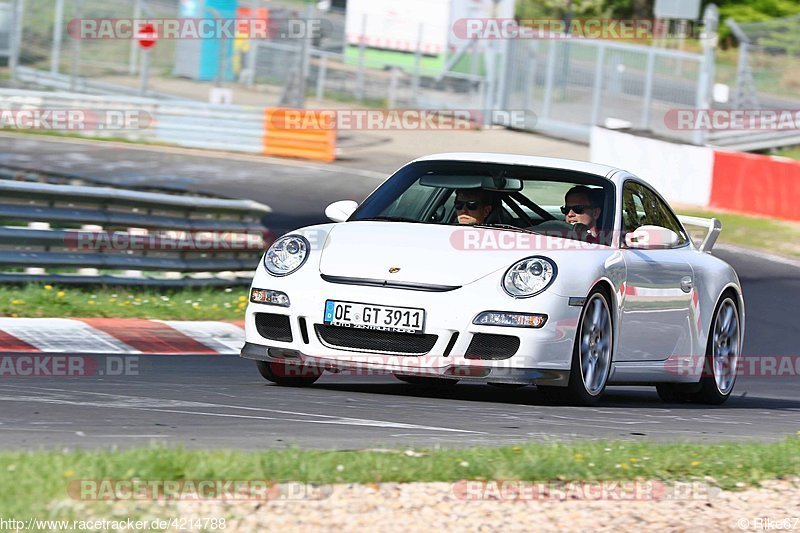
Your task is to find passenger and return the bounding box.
[562,185,602,238]
[455,189,494,225]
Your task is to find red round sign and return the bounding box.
[136,23,157,49]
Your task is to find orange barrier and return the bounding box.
[710,150,800,221]
[263,108,336,162]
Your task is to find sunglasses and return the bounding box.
[454,200,482,211]
[560,204,594,215]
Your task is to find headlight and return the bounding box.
[264,235,310,276]
[473,311,547,328]
[250,288,290,307]
[502,256,557,298]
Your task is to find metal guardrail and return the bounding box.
[707,128,800,152]
[0,87,266,154]
[0,177,273,286]
[0,162,219,197]
[15,66,186,101]
[155,100,265,154]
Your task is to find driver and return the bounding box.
[562,186,602,238]
[455,189,494,225]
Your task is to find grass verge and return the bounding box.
[677,207,800,259]
[774,146,800,160]
[0,284,248,320]
[0,128,179,147]
[1,438,799,516]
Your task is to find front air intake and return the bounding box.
[255,313,293,342]
[465,333,520,360]
[314,324,437,355]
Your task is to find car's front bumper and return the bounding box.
[240,341,571,385]
[241,266,582,385]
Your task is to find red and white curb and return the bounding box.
[0,318,244,355]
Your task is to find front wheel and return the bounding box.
[256,360,321,387]
[539,288,614,406]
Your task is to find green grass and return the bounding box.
[774,146,800,160]
[0,128,176,147]
[1,438,799,516]
[677,208,800,259]
[0,284,248,320]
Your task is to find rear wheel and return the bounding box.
[256,360,321,387]
[693,295,741,405]
[539,288,614,406]
[656,294,740,405]
[394,375,458,387]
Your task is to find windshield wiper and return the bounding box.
[471,223,538,234]
[358,216,420,223]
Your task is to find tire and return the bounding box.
[539,287,614,406]
[394,375,458,387]
[256,360,321,387]
[691,294,741,405]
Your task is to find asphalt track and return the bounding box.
[0,134,798,449]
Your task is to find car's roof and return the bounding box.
[412,152,620,179]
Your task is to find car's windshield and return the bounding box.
[350,161,615,245]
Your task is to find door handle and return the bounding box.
[680,276,693,293]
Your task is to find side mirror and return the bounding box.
[325,200,358,222]
[625,225,680,249]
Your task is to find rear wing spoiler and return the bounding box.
[677,215,722,253]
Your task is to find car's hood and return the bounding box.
[319,221,544,286]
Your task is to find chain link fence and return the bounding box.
[4,1,747,147]
[17,0,177,77]
[247,40,487,110]
[504,37,706,143]
[724,15,800,108]
[706,15,800,150]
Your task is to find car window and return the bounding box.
[622,181,688,246]
[382,180,437,219]
[350,161,615,246]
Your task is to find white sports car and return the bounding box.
[241,153,744,405]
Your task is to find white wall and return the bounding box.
[589,127,714,207]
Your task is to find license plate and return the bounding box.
[323,300,425,334]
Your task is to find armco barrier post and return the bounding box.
[693,4,718,146]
